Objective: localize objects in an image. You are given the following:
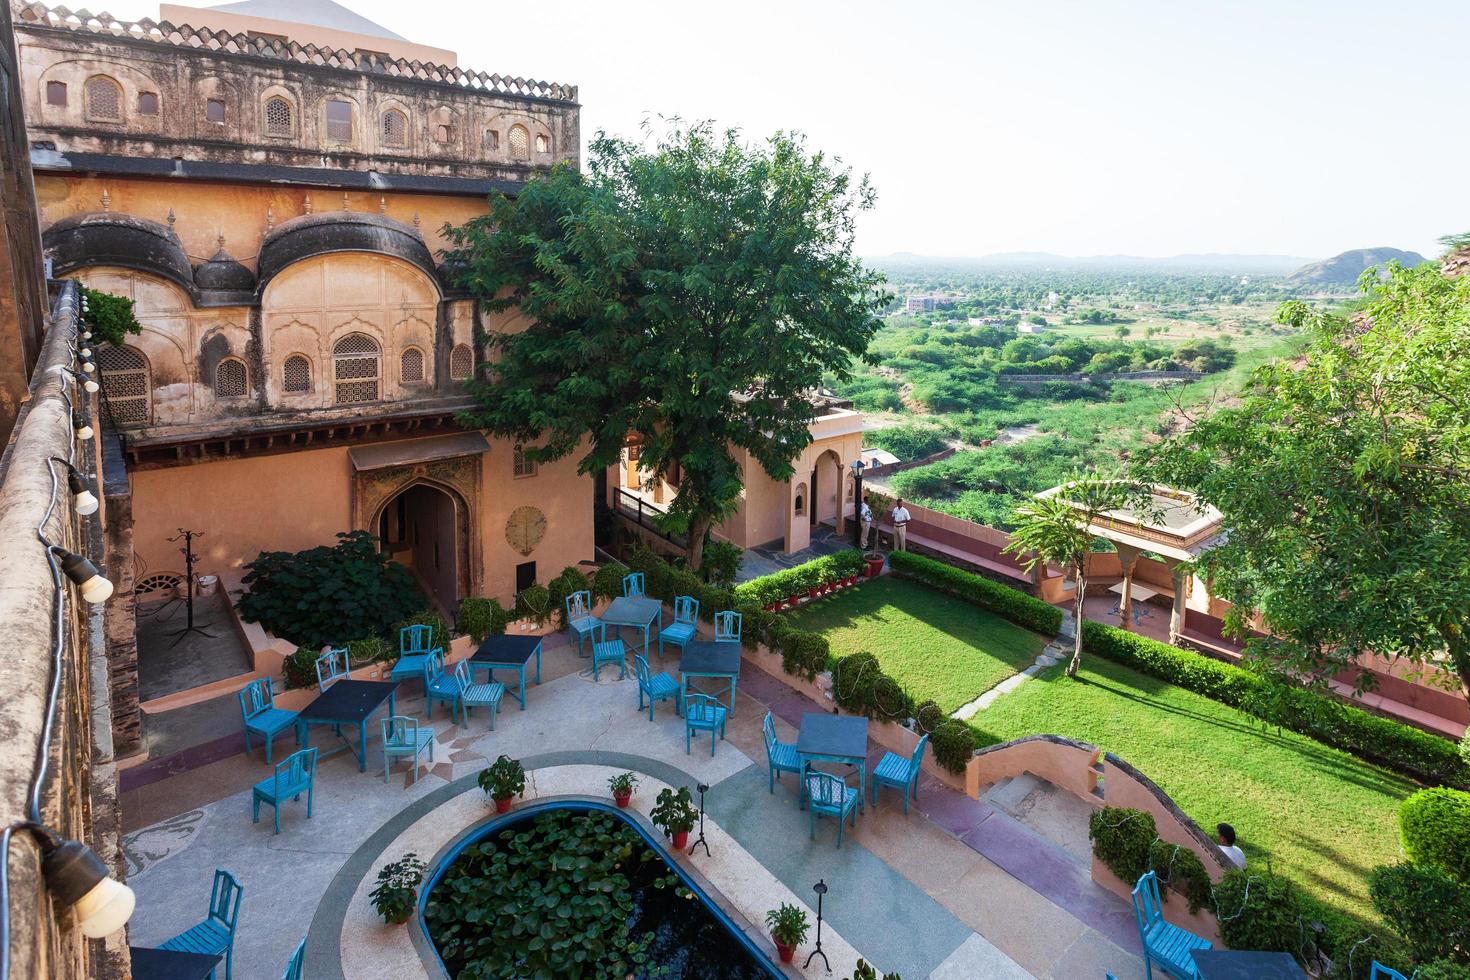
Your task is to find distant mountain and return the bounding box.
[867,252,1315,275]
[1285,248,1427,286]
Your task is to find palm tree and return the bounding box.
[1004,478,1118,677]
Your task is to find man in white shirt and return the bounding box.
[1217,823,1246,869]
[890,498,912,552]
[860,498,875,550]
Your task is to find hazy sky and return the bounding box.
[127,0,1467,259]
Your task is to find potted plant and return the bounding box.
[764,902,809,964]
[863,552,885,577]
[608,771,639,808]
[478,755,526,813]
[369,853,427,925]
[650,786,698,850]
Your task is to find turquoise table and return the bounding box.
[678,640,741,719]
[469,634,542,710]
[797,713,870,814]
[600,596,662,658]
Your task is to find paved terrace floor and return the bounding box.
[121,631,1145,979]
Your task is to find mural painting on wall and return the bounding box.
[505,505,547,556]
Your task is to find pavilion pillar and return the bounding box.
[1115,543,1143,632]
[1169,565,1188,645]
[833,454,847,537]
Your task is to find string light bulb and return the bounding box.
[33,829,135,938]
[72,413,92,441]
[51,547,113,604]
[52,459,98,516]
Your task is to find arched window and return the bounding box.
[325,99,353,141]
[214,358,248,398]
[137,92,159,116]
[449,344,473,381]
[535,133,550,154]
[85,76,122,122]
[399,346,425,384]
[793,483,807,517]
[97,345,150,424]
[435,124,452,143]
[282,354,312,393]
[508,124,529,160]
[333,333,381,403]
[264,95,292,137]
[382,108,407,147]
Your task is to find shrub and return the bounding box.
[1081,620,1470,789]
[457,596,510,643]
[547,566,592,628]
[592,562,627,601]
[1088,807,1158,887]
[831,652,912,722]
[1148,839,1213,914]
[1399,788,1470,883]
[886,550,1062,635]
[348,636,392,667]
[281,647,320,690]
[392,610,449,653]
[1314,905,1406,980]
[1368,861,1470,964]
[1214,869,1304,957]
[928,719,977,775]
[701,540,744,589]
[1415,961,1470,980]
[80,285,141,346]
[515,584,553,626]
[732,549,866,606]
[239,530,425,649]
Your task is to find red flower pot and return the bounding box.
[671,830,690,850]
[807,587,820,599]
[614,790,632,808]
[865,556,884,578]
[494,796,513,813]
[846,575,857,587]
[774,940,795,964]
[786,595,801,609]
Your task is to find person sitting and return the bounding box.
[1217,823,1246,868]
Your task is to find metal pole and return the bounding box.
[852,470,864,549]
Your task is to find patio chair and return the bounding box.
[1132,870,1209,980]
[315,646,349,692]
[684,693,727,756]
[423,649,461,722]
[805,770,859,847]
[238,677,298,765]
[159,869,242,980]
[658,596,699,658]
[714,610,742,644]
[592,637,627,681]
[622,571,645,598]
[390,624,435,687]
[763,711,801,793]
[282,937,306,980]
[1369,965,1408,980]
[251,746,317,835]
[454,660,505,730]
[382,715,435,785]
[871,733,929,814]
[634,654,680,721]
[565,589,603,657]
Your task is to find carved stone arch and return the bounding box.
[377,96,413,151]
[355,458,482,600]
[259,83,299,139]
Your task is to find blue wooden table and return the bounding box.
[295,679,398,773]
[129,946,221,980]
[469,634,542,710]
[1191,950,1306,980]
[679,640,742,719]
[797,713,870,813]
[601,596,663,657]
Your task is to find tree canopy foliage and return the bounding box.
[443,122,889,567]
[1142,260,1470,704]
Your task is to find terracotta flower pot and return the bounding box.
[774,939,795,964]
[494,796,513,813]
[614,790,632,808]
[865,555,884,578]
[671,830,690,850]
[807,587,820,599]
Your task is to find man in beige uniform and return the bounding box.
[891,499,912,552]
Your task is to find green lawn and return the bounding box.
[974,655,1414,920]
[784,575,1047,712]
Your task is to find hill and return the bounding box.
[1286,247,1426,286]
[867,252,1312,275]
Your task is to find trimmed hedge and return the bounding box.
[1089,807,1158,887]
[457,596,511,643]
[887,551,1063,635]
[1148,839,1214,914]
[832,652,913,722]
[732,549,865,608]
[1399,788,1470,883]
[1214,868,1304,958]
[1081,620,1470,790]
[1368,861,1470,964]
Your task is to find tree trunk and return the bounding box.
[1067,566,1086,677]
[685,513,714,573]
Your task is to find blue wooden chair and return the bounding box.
[622,571,645,598]
[1369,965,1408,980]
[805,770,859,847]
[453,661,505,730]
[714,610,742,644]
[565,589,603,657]
[634,654,680,721]
[423,649,460,721]
[382,715,435,785]
[390,624,434,687]
[282,937,306,980]
[251,746,316,835]
[658,596,699,658]
[592,637,627,681]
[315,646,349,691]
[1132,870,1210,980]
[763,711,801,793]
[160,869,242,980]
[871,733,929,814]
[238,678,298,765]
[684,693,727,756]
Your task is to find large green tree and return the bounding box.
[1141,258,1470,706]
[443,122,889,569]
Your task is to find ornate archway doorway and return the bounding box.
[377,482,464,616]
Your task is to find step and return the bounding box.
[984,772,1041,814]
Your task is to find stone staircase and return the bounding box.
[979,771,1099,867]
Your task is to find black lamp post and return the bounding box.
[688,782,711,857]
[849,459,865,549]
[804,879,830,970]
